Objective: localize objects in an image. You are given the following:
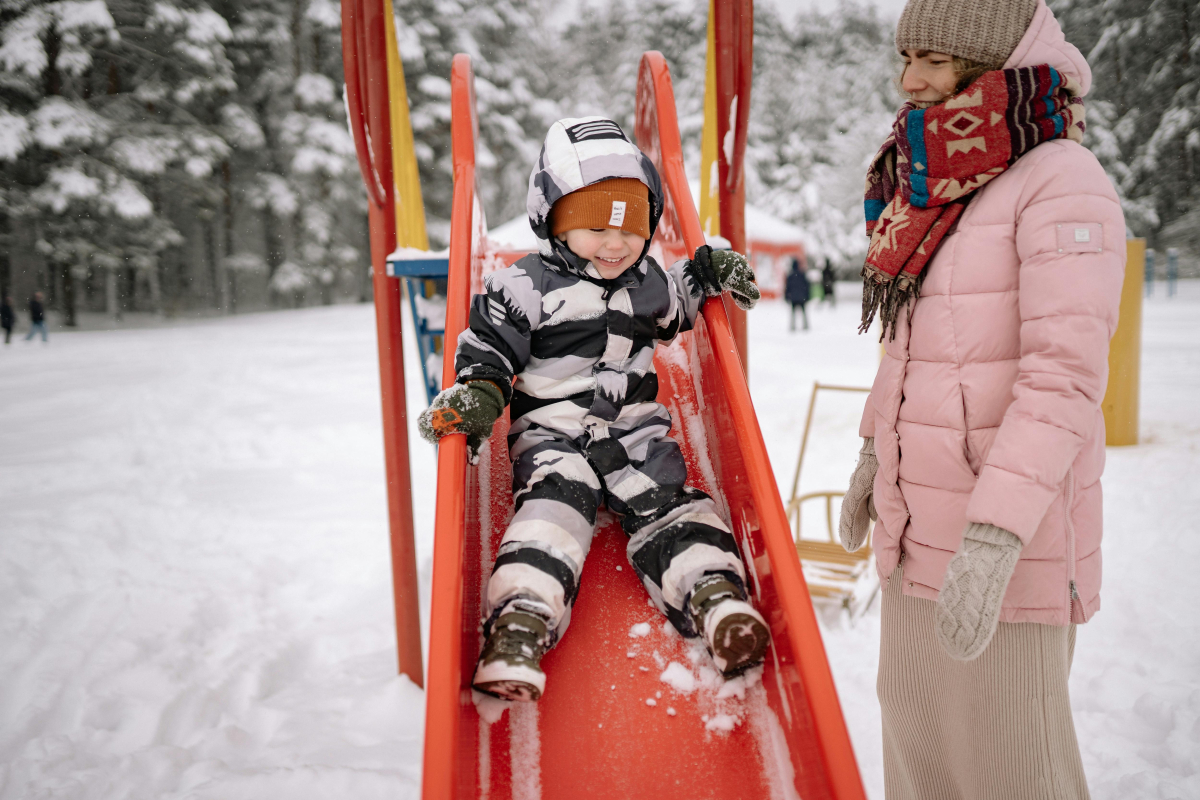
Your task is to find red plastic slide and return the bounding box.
[421,53,867,800]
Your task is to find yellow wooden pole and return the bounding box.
[382,0,429,250]
[1102,239,1143,446]
[699,0,720,238]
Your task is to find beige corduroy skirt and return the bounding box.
[877,567,1090,800]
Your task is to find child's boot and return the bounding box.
[472,609,551,702]
[689,575,771,678]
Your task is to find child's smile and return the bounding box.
[562,227,648,280]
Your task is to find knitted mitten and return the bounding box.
[838,437,878,552]
[935,523,1023,661]
[417,380,505,464]
[686,245,761,310]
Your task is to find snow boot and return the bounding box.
[472,610,550,702]
[689,575,771,678]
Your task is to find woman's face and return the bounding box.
[901,49,958,104]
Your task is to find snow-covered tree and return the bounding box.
[0,0,369,318]
[228,0,366,304]
[1052,0,1200,239]
[747,3,898,270]
[1,0,1162,318]
[554,0,706,160]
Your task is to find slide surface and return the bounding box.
[421,53,867,800]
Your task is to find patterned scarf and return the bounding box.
[861,65,1085,339]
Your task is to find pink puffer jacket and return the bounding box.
[860,0,1126,626]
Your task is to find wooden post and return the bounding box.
[1103,239,1143,447]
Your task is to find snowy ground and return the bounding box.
[2,282,1198,799]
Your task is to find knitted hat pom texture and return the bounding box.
[895,0,1038,68]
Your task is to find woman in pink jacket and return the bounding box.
[838,0,1125,797]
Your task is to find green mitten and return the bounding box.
[687,246,761,310]
[417,380,505,463]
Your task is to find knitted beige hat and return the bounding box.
[896,0,1038,68]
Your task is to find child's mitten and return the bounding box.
[838,437,877,552]
[417,380,505,464]
[686,245,761,310]
[935,523,1023,661]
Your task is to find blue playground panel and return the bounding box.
[387,253,450,405]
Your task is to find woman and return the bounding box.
[839,1,1125,797]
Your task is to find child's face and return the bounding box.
[562,228,647,280]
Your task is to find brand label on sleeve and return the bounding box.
[1057,222,1104,253]
[608,201,626,227]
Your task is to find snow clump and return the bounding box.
[659,662,697,694]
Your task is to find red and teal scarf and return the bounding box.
[861,65,1085,339]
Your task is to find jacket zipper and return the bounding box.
[1064,466,1081,622]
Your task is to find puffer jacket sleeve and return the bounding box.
[453,266,539,406]
[859,392,876,439]
[655,258,706,343]
[965,142,1125,544]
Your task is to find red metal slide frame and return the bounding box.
[421,53,866,800]
[340,0,423,685]
[713,0,754,372]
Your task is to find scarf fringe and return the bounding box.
[859,268,922,342]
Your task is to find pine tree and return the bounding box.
[746,3,898,269]
[1052,0,1200,239]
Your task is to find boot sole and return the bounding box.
[706,601,771,678]
[474,679,542,702]
[472,660,545,702]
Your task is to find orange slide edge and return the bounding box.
[421,52,867,800]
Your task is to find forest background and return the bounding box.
[0,0,1192,320]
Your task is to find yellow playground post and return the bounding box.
[699,0,720,239]
[1103,239,1143,446]
[383,0,429,250]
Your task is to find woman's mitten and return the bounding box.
[417,380,505,464]
[838,437,877,552]
[935,523,1023,661]
[686,245,761,310]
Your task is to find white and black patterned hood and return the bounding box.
[526,117,664,274]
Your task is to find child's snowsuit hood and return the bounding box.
[526,117,664,275]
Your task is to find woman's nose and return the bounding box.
[903,70,926,93]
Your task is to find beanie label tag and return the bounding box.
[608,201,626,227]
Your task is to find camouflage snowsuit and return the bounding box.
[453,117,748,642]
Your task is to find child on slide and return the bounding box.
[418,117,770,702]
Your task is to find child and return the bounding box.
[418,117,769,702]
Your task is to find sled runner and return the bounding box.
[420,53,867,800]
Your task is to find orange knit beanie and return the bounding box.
[549,178,651,240]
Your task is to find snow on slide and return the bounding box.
[419,53,865,800]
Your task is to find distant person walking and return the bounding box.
[821,259,836,308]
[784,258,810,331]
[25,292,47,343]
[1,296,13,344]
